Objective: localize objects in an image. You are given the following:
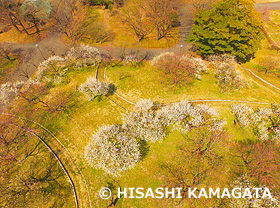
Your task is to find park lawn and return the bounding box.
[0,56,19,84]
[265,11,280,46]
[25,59,278,207]
[243,61,280,88]
[242,10,280,88]
[105,63,280,105]
[7,9,280,205]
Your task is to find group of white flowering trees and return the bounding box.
[230,175,279,208]
[33,44,114,102]
[35,44,101,84]
[151,52,248,92]
[231,104,280,140]
[85,99,225,176]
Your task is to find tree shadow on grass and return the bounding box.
[139,139,150,160]
[107,83,117,96]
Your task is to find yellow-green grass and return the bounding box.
[243,61,280,88]
[0,56,19,84]
[9,131,76,208]
[105,64,280,105]
[242,10,280,88]
[265,11,280,45]
[22,60,279,207]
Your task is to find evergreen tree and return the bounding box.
[187,0,263,63]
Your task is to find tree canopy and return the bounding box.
[187,0,263,63]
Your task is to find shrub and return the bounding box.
[151,53,209,86]
[66,44,101,67]
[157,100,224,133]
[0,81,24,106]
[231,104,280,141]
[122,99,166,143]
[85,125,140,176]
[215,62,248,93]
[79,77,109,101]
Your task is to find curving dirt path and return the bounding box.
[100,64,280,111]
[241,66,280,91]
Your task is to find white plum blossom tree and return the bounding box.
[135,98,154,112]
[35,55,67,84]
[150,52,174,66]
[0,81,24,106]
[207,54,248,92]
[207,54,236,67]
[35,45,101,84]
[122,99,166,143]
[157,100,224,134]
[231,104,280,141]
[85,125,141,176]
[231,104,254,127]
[215,62,248,93]
[79,77,110,101]
[85,99,226,175]
[66,44,101,67]
[230,175,279,208]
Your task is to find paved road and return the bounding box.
[1,2,280,86]
[5,32,68,83]
[255,2,280,10]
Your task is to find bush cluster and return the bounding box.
[85,99,224,175]
[35,45,101,84]
[231,104,280,141]
[151,52,208,86]
[79,77,110,101]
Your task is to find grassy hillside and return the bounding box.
[6,53,277,207]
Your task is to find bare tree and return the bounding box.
[0,0,53,36]
[52,0,87,42]
[120,0,153,41]
[146,0,178,40]
[0,44,13,61]
[258,56,279,74]
[0,0,30,35]
[159,127,226,207]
